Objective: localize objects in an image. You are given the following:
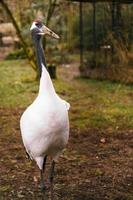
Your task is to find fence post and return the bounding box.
[79,1,83,68]
[92,0,97,68]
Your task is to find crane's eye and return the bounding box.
[35,22,42,29]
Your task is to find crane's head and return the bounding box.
[30,19,60,39]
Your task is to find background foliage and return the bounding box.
[0,0,133,81]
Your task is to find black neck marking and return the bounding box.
[32,30,47,78]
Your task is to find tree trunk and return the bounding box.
[0,0,37,71]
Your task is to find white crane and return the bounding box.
[20,19,70,192]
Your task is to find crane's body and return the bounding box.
[20,65,69,169]
[20,20,70,191]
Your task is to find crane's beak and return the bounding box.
[40,25,60,40]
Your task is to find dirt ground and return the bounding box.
[0,107,133,200]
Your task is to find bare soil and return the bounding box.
[0,107,133,200]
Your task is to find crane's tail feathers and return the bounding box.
[66,102,70,110]
[62,100,70,110]
[35,157,45,170]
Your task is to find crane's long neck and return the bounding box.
[32,33,55,97]
[33,35,46,76]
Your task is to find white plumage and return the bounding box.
[20,20,70,191]
[20,64,70,170]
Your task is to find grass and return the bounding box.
[0,59,133,130]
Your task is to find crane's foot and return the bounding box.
[40,170,46,192]
[40,156,47,192]
[49,161,55,200]
[49,160,55,184]
[40,182,46,192]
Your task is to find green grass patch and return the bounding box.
[0,60,133,130]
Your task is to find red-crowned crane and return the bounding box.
[20,19,70,192]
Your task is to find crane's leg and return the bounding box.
[49,160,55,200]
[49,160,55,183]
[26,151,31,160]
[40,155,47,191]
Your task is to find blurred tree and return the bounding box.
[0,0,36,70]
[65,2,132,52]
[0,0,59,77]
[0,0,36,71]
[43,0,57,49]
